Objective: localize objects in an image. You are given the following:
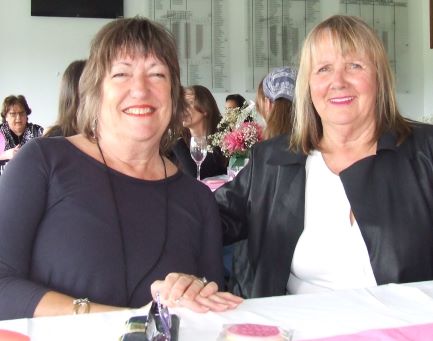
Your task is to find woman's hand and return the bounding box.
[151,273,243,313]
[1,146,19,160]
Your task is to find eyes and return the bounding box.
[111,70,168,79]
[109,60,169,81]
[315,62,364,74]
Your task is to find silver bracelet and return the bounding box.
[73,298,91,314]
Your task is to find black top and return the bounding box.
[0,122,44,167]
[0,137,224,320]
[170,138,227,180]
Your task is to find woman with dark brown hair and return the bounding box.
[0,17,241,320]
[170,85,227,180]
[44,60,87,137]
[0,95,43,162]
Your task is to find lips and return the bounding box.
[123,105,155,116]
[329,96,355,104]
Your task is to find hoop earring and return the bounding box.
[91,117,98,140]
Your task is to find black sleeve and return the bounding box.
[0,140,50,319]
[214,151,253,245]
[198,188,225,289]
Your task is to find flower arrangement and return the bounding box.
[209,100,263,167]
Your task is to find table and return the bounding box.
[1,281,433,340]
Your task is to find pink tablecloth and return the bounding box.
[302,322,433,341]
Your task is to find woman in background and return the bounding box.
[256,66,297,139]
[225,93,246,110]
[170,85,227,180]
[44,59,87,137]
[0,95,43,162]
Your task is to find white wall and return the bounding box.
[0,0,432,128]
[422,0,433,119]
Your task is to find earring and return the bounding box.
[91,117,98,139]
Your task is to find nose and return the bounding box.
[130,74,149,98]
[330,67,347,90]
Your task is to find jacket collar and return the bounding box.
[376,130,397,152]
[266,130,398,167]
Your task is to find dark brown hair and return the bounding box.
[77,16,185,153]
[45,60,86,137]
[185,85,221,136]
[1,95,32,123]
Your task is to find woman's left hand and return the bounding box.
[150,272,243,313]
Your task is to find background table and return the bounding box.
[1,281,433,340]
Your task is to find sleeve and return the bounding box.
[198,189,225,289]
[0,139,51,319]
[214,149,254,245]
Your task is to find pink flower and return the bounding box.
[223,130,245,154]
[208,103,263,157]
[221,122,263,156]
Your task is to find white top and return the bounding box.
[287,150,377,294]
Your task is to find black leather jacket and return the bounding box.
[215,123,433,298]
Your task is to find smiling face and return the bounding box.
[99,53,172,146]
[5,104,28,136]
[309,32,377,134]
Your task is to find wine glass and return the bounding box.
[190,136,208,180]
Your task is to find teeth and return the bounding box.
[331,97,353,103]
[125,107,153,115]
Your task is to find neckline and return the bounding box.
[95,139,167,181]
[63,137,178,182]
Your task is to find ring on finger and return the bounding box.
[197,276,208,286]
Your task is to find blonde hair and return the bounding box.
[77,16,185,153]
[290,15,411,153]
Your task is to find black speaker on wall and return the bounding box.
[31,0,123,19]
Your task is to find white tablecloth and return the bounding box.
[1,281,433,340]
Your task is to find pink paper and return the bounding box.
[301,322,433,341]
[0,132,5,152]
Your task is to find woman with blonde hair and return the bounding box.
[216,15,433,298]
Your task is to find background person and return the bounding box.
[215,15,433,298]
[256,66,297,139]
[170,85,227,180]
[225,93,246,110]
[227,67,297,295]
[0,17,240,320]
[44,59,87,137]
[0,95,43,162]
